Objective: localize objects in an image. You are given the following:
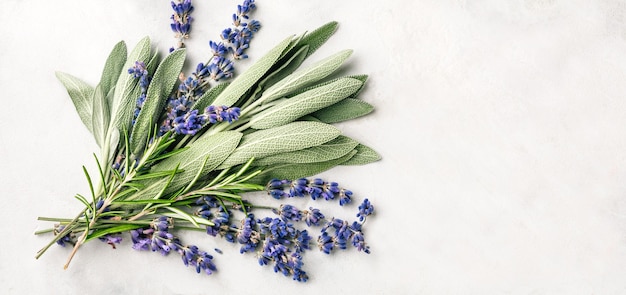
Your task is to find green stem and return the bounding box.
[35,208,87,259]
[174,134,192,150]
[34,228,55,235]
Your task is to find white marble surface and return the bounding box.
[3,0,626,294]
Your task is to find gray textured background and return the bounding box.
[3,0,626,293]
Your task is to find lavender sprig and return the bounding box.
[127,61,151,125]
[157,1,260,137]
[267,178,353,206]
[170,0,194,51]
[130,217,217,275]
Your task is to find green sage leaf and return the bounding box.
[55,72,94,134]
[259,49,353,104]
[131,49,186,155]
[253,135,359,166]
[212,36,293,107]
[146,50,160,75]
[91,84,110,147]
[250,77,363,129]
[288,74,368,98]
[340,143,381,165]
[253,150,357,184]
[218,121,341,169]
[99,41,127,98]
[348,75,369,98]
[297,21,339,59]
[312,98,374,124]
[110,36,152,140]
[254,45,309,95]
[278,33,306,60]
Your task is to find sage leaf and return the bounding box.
[254,45,309,95]
[340,143,381,165]
[91,84,111,147]
[259,49,353,104]
[146,50,160,75]
[250,77,363,129]
[99,41,127,99]
[312,98,374,124]
[253,150,357,184]
[348,75,369,98]
[288,74,368,98]
[55,72,94,134]
[218,121,341,169]
[253,135,359,166]
[110,36,152,139]
[133,131,243,200]
[212,36,293,107]
[108,128,120,162]
[192,82,230,111]
[131,49,186,155]
[297,21,339,59]
[298,115,322,122]
[278,33,306,60]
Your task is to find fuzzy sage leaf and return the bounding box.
[91,84,110,147]
[340,143,381,165]
[98,41,128,99]
[312,98,374,124]
[253,150,357,184]
[253,135,359,166]
[250,77,363,129]
[212,36,293,107]
[288,74,368,98]
[218,121,341,169]
[110,37,152,140]
[296,21,339,59]
[258,49,353,105]
[55,72,94,134]
[254,45,309,96]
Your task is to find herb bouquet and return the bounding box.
[36,1,379,282]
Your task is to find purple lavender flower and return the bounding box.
[128,61,151,125]
[130,228,151,251]
[257,226,308,282]
[266,179,291,199]
[350,222,370,254]
[194,251,217,274]
[294,230,311,253]
[317,232,334,254]
[273,204,302,222]
[357,198,374,222]
[339,189,352,206]
[265,178,353,203]
[289,178,309,197]
[160,99,240,135]
[237,214,260,253]
[209,41,228,57]
[180,245,198,266]
[99,234,123,249]
[170,0,194,49]
[303,207,325,227]
[54,225,74,247]
[205,206,231,237]
[129,217,217,275]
